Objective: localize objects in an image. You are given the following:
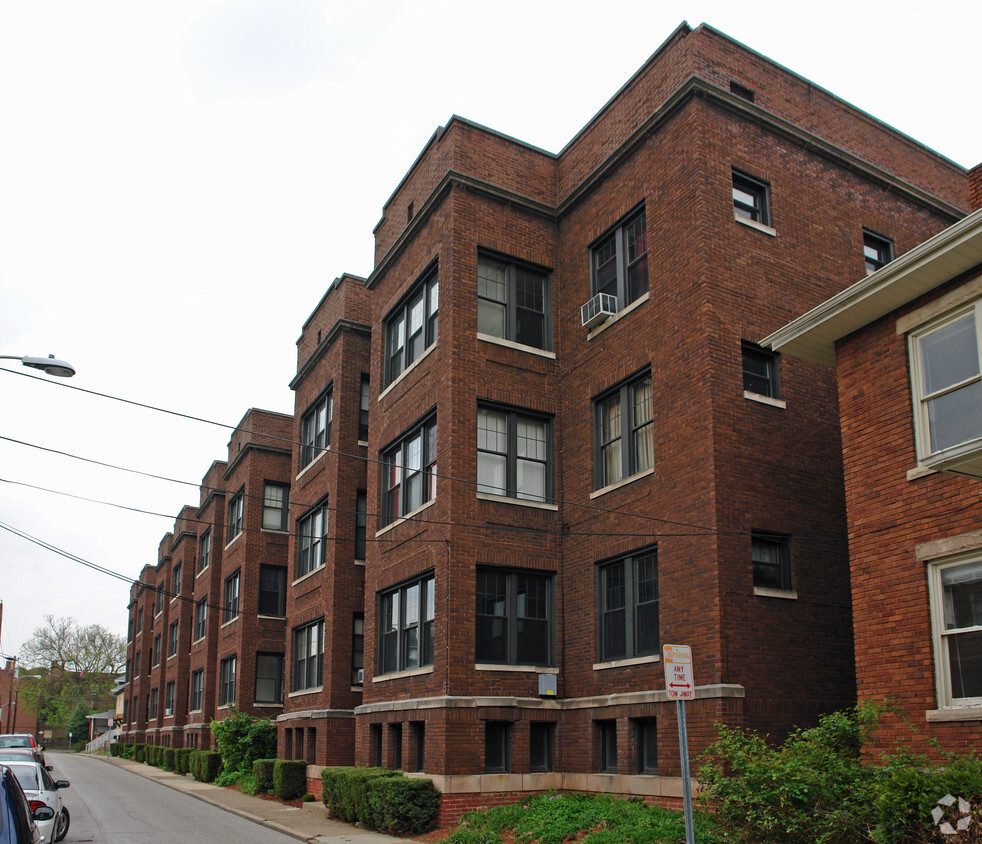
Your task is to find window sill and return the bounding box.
[195,565,209,580]
[255,702,284,708]
[358,440,369,448]
[744,391,786,409]
[907,465,937,481]
[374,666,434,683]
[593,654,660,671]
[292,564,325,587]
[590,467,655,499]
[192,636,205,645]
[926,705,982,722]
[220,617,239,629]
[261,528,290,535]
[734,215,776,237]
[753,587,798,600]
[475,664,558,673]
[477,333,556,359]
[355,559,366,566]
[170,595,180,604]
[224,533,242,552]
[587,292,649,341]
[296,447,329,481]
[288,687,323,698]
[476,493,558,511]
[375,498,436,537]
[378,343,436,402]
[919,438,982,480]
[167,653,176,662]
[257,614,287,622]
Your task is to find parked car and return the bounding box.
[0,751,49,772]
[3,762,68,843]
[0,765,53,844]
[0,738,43,768]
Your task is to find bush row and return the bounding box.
[322,767,440,836]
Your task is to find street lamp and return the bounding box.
[0,354,75,377]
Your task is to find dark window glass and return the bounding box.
[732,171,770,225]
[172,562,182,597]
[752,532,792,591]
[355,490,367,561]
[382,417,437,525]
[476,568,552,666]
[194,598,207,641]
[377,575,434,675]
[297,502,328,578]
[227,493,244,540]
[359,375,370,441]
[301,390,332,468]
[223,570,240,623]
[220,656,236,706]
[529,722,554,773]
[258,565,287,616]
[168,621,179,657]
[412,722,425,772]
[190,669,204,711]
[385,270,438,385]
[595,371,653,489]
[742,341,780,398]
[293,619,324,691]
[352,614,364,685]
[198,530,211,573]
[477,254,551,350]
[636,720,657,774]
[598,548,659,662]
[598,720,617,773]
[590,208,648,309]
[263,483,289,531]
[863,229,893,275]
[485,722,511,773]
[256,653,284,704]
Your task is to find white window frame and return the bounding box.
[262,482,290,531]
[928,553,982,709]
[220,655,237,706]
[300,389,332,468]
[296,501,328,579]
[384,268,439,386]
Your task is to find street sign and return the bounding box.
[663,644,695,700]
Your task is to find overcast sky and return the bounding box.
[0,0,978,662]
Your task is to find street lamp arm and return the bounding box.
[0,354,76,377]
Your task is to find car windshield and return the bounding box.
[0,736,31,749]
[8,765,39,793]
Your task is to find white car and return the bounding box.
[4,762,69,843]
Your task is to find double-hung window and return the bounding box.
[194,597,207,641]
[262,482,289,531]
[168,620,179,657]
[477,406,551,502]
[909,303,982,476]
[359,375,370,441]
[863,229,893,275]
[354,490,367,561]
[152,635,161,667]
[301,389,332,468]
[198,530,211,574]
[477,253,551,350]
[385,268,439,384]
[258,565,287,616]
[752,532,792,592]
[292,619,324,691]
[149,687,158,720]
[223,570,240,623]
[732,170,770,226]
[378,574,435,675]
[476,567,553,666]
[381,416,437,525]
[597,548,659,662]
[297,501,328,578]
[742,341,780,398]
[255,653,284,704]
[929,556,982,706]
[220,655,236,706]
[165,681,175,717]
[190,669,204,711]
[172,562,182,597]
[591,207,648,310]
[227,491,244,541]
[594,371,653,489]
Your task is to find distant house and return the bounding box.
[764,171,982,755]
[86,710,115,742]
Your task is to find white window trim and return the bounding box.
[296,445,329,481]
[373,665,434,683]
[378,343,436,402]
[753,586,798,600]
[734,215,776,237]
[744,391,787,409]
[374,497,436,538]
[587,292,649,341]
[288,687,324,698]
[476,493,559,511]
[477,333,557,359]
[593,654,660,671]
[475,664,559,673]
[589,466,654,499]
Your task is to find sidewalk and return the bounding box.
[100,755,416,844]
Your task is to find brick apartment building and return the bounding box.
[764,168,982,758]
[118,20,971,807]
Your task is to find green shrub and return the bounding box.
[120,743,135,759]
[273,759,308,800]
[366,775,440,835]
[253,759,276,794]
[238,772,260,796]
[163,748,176,771]
[174,747,192,775]
[108,743,120,757]
[322,767,402,826]
[132,743,148,763]
[302,793,315,802]
[190,750,222,783]
[210,709,277,780]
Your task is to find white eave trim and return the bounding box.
[761,208,982,366]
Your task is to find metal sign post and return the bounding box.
[664,644,696,844]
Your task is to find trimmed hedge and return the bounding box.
[367,775,440,835]
[322,767,405,828]
[190,750,222,783]
[163,748,176,771]
[273,759,308,800]
[132,743,148,763]
[174,747,192,775]
[253,759,276,794]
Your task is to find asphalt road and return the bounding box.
[45,751,299,844]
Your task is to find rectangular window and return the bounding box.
[477,406,551,502]
[194,597,207,641]
[378,574,435,675]
[227,492,244,541]
[198,530,211,574]
[262,482,289,531]
[385,268,439,384]
[258,565,287,616]
[476,567,553,666]
[411,722,425,772]
[381,416,437,525]
[529,722,554,773]
[635,719,657,774]
[297,502,329,578]
[220,655,236,706]
[301,389,333,468]
[477,253,551,350]
[135,650,141,677]
[155,583,164,615]
[223,570,240,623]
[732,170,770,225]
[591,207,648,309]
[598,548,659,662]
[149,687,158,720]
[293,619,324,691]
[930,557,982,706]
[752,532,792,592]
[351,614,364,685]
[359,375,370,441]
[355,490,367,561]
[390,723,403,771]
[598,720,617,773]
[168,621,179,657]
[256,653,284,704]
[371,724,383,767]
[172,562,182,597]
[595,371,653,489]
[137,606,143,632]
[909,304,982,473]
[165,681,175,717]
[152,635,161,667]
[742,341,780,398]
[484,722,511,773]
[863,229,893,275]
[190,669,204,711]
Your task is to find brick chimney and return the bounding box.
[969,163,982,211]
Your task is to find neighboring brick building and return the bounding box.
[764,167,982,757]
[118,20,972,812]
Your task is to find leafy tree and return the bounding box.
[66,702,90,747]
[20,615,125,674]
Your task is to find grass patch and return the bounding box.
[443,793,719,844]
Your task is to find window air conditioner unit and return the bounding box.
[581,292,618,328]
[356,668,364,684]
